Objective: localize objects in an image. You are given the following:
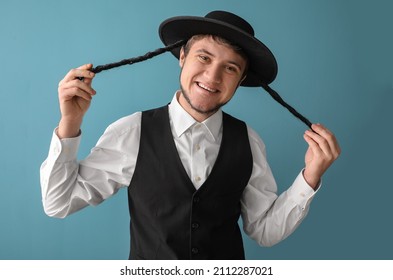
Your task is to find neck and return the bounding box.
[176,90,217,122]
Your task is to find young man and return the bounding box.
[40,11,340,259]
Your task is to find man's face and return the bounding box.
[178,36,247,121]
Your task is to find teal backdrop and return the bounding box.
[1,0,392,260]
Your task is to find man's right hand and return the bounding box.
[57,64,96,138]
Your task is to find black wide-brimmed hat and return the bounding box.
[159,10,278,87]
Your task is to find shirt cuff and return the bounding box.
[286,169,321,209]
[50,127,81,162]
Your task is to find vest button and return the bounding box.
[191,222,199,229]
[191,247,199,254]
[193,197,200,203]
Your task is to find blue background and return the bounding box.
[1,0,392,260]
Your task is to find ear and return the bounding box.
[179,47,185,68]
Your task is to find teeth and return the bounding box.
[198,82,217,93]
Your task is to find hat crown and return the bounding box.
[205,11,255,36]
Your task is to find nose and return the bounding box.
[204,64,222,84]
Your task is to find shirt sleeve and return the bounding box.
[241,126,320,247]
[39,112,142,218]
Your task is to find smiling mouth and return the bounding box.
[197,82,219,93]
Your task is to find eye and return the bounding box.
[225,65,239,74]
[198,55,209,62]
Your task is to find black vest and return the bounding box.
[128,106,253,259]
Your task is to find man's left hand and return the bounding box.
[303,123,341,189]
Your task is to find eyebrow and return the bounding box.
[195,48,243,71]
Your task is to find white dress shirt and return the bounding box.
[40,92,318,247]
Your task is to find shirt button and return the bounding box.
[195,176,201,182]
[191,222,199,230]
[194,124,201,129]
[191,247,199,254]
[195,144,200,151]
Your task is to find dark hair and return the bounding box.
[89,39,313,129]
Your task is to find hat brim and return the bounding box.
[159,16,278,87]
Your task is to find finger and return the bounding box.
[76,63,93,70]
[82,77,94,87]
[76,63,95,81]
[311,124,334,139]
[59,70,94,86]
[60,87,93,102]
[304,129,332,156]
[303,133,323,157]
[60,64,95,84]
[311,124,341,158]
[60,79,96,96]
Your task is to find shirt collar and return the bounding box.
[168,91,223,142]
